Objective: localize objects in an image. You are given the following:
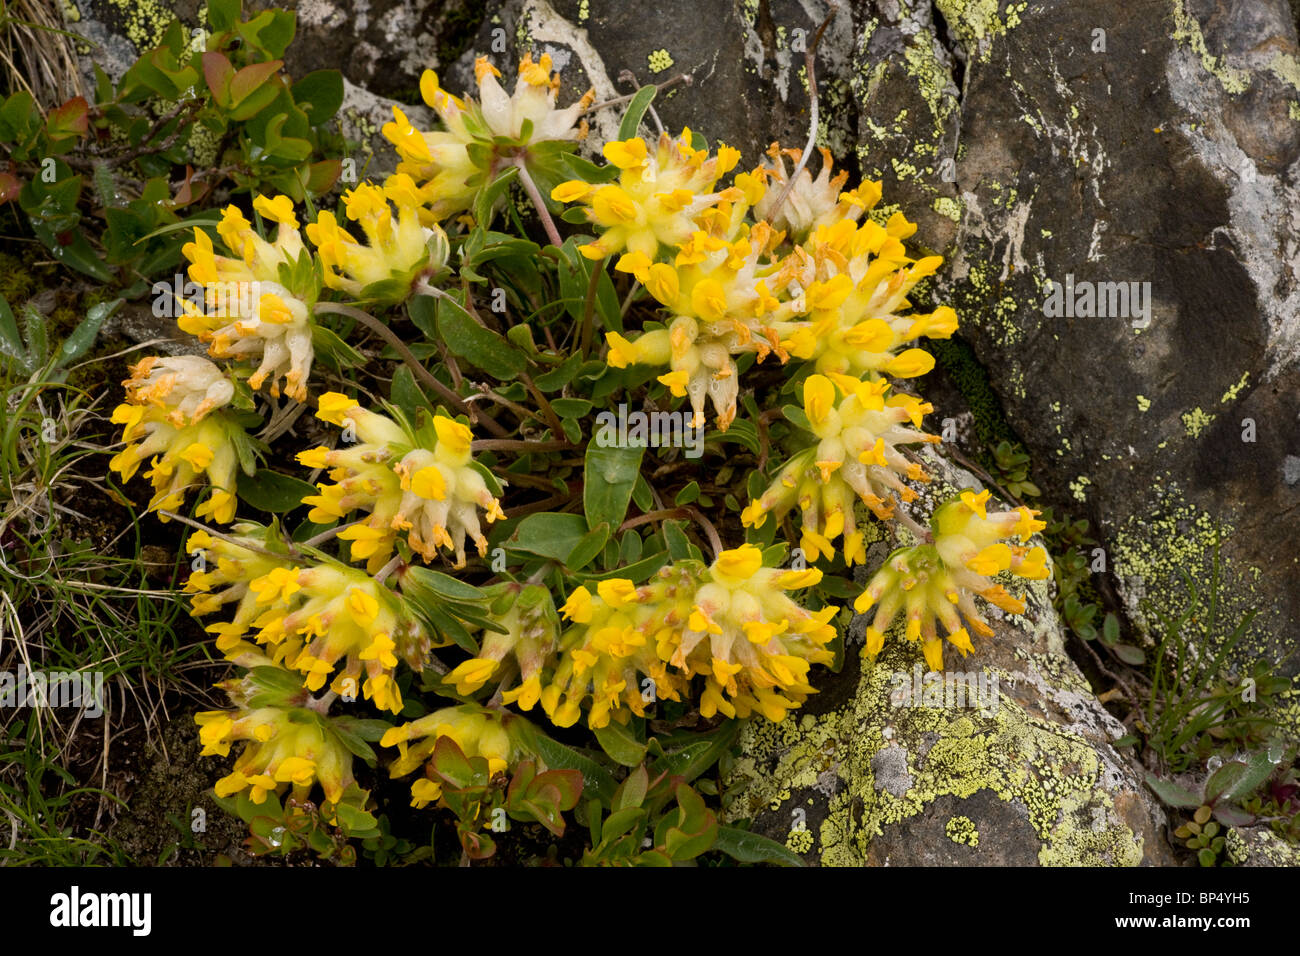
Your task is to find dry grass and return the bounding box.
[0,0,83,107]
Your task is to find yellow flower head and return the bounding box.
[381,54,594,224]
[305,175,449,301]
[540,550,834,728]
[742,375,939,564]
[443,583,559,711]
[110,359,243,523]
[179,207,316,402]
[196,555,433,714]
[752,143,883,238]
[198,699,356,806]
[551,129,743,261]
[779,214,957,383]
[302,397,505,570]
[603,220,799,430]
[853,492,1050,670]
[380,705,518,795]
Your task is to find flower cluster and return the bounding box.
[195,663,357,806]
[552,140,958,430]
[299,393,506,570]
[305,175,449,301]
[383,54,594,224]
[179,195,316,402]
[854,490,1049,670]
[109,355,242,523]
[380,705,518,807]
[539,544,835,728]
[742,374,939,564]
[197,705,356,806]
[184,527,434,714]
[443,583,560,710]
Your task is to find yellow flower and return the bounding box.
[305,175,449,301]
[779,215,957,383]
[444,583,559,710]
[853,492,1050,669]
[540,547,834,728]
[304,397,505,570]
[751,143,883,238]
[381,704,517,784]
[197,699,356,805]
[742,375,939,563]
[185,530,434,712]
[603,221,802,430]
[110,357,242,523]
[381,54,594,224]
[551,130,743,261]
[179,206,316,401]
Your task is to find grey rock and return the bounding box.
[720,449,1178,866]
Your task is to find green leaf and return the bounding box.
[291,70,344,124]
[532,352,582,391]
[593,722,647,768]
[1112,643,1145,665]
[574,550,668,584]
[674,481,700,506]
[618,86,657,140]
[649,721,739,784]
[208,0,241,32]
[662,519,694,560]
[551,398,593,418]
[1205,762,1251,805]
[1144,773,1202,809]
[505,512,589,562]
[236,469,316,513]
[0,293,26,369]
[584,442,644,533]
[238,8,297,58]
[612,765,649,811]
[434,292,526,379]
[57,297,121,367]
[514,723,617,805]
[566,523,609,571]
[401,566,489,603]
[29,220,113,281]
[713,826,805,866]
[1223,750,1281,802]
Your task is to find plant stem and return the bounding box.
[684,505,724,560]
[156,511,303,562]
[580,256,603,357]
[315,300,509,438]
[583,73,693,114]
[512,158,564,247]
[471,439,571,454]
[374,555,402,584]
[766,5,839,221]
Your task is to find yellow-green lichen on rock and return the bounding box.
[722,455,1174,867]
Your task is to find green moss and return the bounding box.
[437,0,490,66]
[926,335,1021,455]
[0,251,36,304]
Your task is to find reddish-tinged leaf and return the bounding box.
[46,96,89,139]
[302,159,341,195]
[202,52,234,106]
[0,172,21,205]
[230,60,283,106]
